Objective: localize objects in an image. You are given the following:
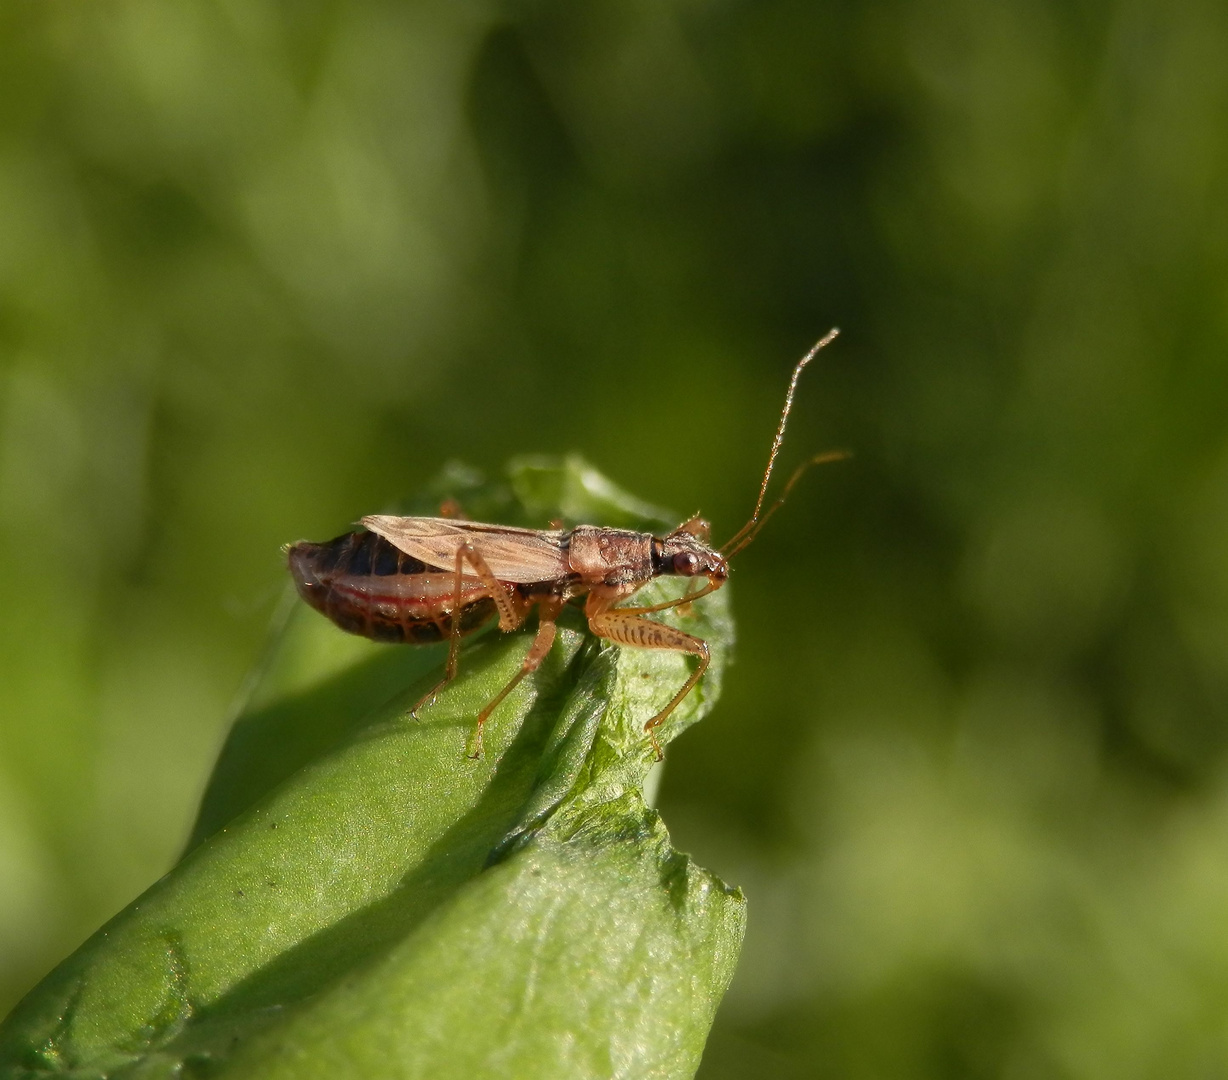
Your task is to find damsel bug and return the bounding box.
[287,329,842,759]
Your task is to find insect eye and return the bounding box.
[674,552,700,575]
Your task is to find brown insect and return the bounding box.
[287,329,842,759]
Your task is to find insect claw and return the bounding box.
[647,728,664,761]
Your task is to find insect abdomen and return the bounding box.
[286,531,497,643]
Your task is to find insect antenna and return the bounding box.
[721,328,843,559]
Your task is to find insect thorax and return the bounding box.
[567,525,655,588]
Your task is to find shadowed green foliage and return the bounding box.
[0,459,742,1080]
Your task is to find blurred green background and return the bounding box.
[2,0,1227,1076]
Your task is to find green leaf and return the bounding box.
[0,457,744,1080]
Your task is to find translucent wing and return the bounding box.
[360,516,570,584]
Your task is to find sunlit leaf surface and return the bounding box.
[0,459,741,1080]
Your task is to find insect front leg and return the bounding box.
[411,543,526,720]
[611,579,720,619]
[584,593,711,761]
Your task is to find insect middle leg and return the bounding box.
[465,596,564,759]
[584,594,710,761]
[411,543,526,720]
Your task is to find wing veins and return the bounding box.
[361,515,570,584]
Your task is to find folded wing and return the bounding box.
[361,516,570,584]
